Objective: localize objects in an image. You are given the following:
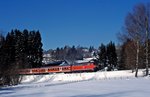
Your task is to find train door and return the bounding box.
[59,67,62,72]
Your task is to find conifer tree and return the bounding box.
[34,31,43,67]
[98,43,107,69]
[0,29,43,86]
[1,31,19,85]
[107,41,118,70]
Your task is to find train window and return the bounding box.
[48,68,54,71]
[52,68,59,71]
[32,69,38,72]
[63,67,69,70]
[40,69,45,72]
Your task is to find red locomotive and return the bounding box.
[19,62,98,75]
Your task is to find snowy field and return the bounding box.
[1,70,150,97]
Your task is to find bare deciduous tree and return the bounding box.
[120,3,150,77]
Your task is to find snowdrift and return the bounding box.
[21,70,144,84]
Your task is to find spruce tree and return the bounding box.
[2,31,19,85]
[14,29,24,68]
[22,29,30,68]
[34,31,43,67]
[0,34,5,85]
[98,43,107,69]
[107,41,118,70]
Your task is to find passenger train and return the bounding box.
[19,62,98,75]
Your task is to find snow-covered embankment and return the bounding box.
[21,70,144,84]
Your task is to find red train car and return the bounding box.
[19,62,98,75]
[71,62,96,72]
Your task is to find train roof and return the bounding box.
[42,61,63,66]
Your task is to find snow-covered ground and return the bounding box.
[1,70,150,97]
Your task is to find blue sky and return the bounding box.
[0,0,149,50]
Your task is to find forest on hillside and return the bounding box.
[0,29,43,86]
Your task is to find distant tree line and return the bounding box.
[45,46,95,64]
[0,29,43,86]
